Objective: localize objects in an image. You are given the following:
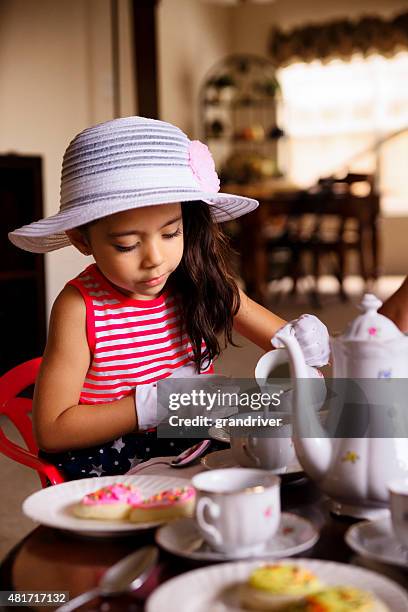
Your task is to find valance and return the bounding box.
[269,11,408,66]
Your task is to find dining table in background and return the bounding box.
[222,175,380,305]
[0,460,407,612]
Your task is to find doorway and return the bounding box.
[0,156,46,374]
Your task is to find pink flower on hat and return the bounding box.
[188,140,220,193]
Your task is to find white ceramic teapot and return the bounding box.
[263,294,408,519]
[331,293,408,379]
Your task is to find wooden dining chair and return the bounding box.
[0,358,65,487]
[262,174,380,304]
[307,174,380,300]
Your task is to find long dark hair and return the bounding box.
[171,201,240,372]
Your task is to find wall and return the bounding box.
[0,0,135,317]
[157,0,233,136]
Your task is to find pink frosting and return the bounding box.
[132,486,195,510]
[188,140,220,193]
[83,483,143,506]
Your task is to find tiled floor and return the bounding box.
[0,276,403,560]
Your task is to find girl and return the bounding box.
[9,116,329,480]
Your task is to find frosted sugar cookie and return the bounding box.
[129,486,195,523]
[73,483,143,520]
[240,564,323,611]
[287,586,389,612]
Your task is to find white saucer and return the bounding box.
[201,448,304,479]
[345,516,408,568]
[156,513,319,561]
[330,499,390,521]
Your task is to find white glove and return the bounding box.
[135,364,237,430]
[271,314,330,368]
[135,363,199,431]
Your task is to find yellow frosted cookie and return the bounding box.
[129,486,195,523]
[73,483,143,520]
[287,586,389,612]
[240,564,323,611]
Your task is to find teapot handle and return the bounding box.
[255,346,326,412]
[255,347,322,385]
[255,349,291,388]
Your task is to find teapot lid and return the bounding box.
[342,293,403,341]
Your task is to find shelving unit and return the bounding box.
[199,54,285,184]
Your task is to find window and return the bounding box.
[277,52,408,215]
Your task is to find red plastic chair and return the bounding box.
[0,358,65,487]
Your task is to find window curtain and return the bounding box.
[271,12,408,215]
[270,12,408,67]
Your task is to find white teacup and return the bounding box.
[192,468,280,555]
[229,412,296,471]
[389,478,408,548]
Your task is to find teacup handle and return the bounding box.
[196,497,223,546]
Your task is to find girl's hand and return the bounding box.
[135,364,198,430]
[271,314,330,368]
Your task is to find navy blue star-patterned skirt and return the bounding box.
[39,432,222,481]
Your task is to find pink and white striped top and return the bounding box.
[69,264,208,404]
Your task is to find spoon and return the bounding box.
[55,545,158,612]
[129,439,211,473]
[170,439,211,466]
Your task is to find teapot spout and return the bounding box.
[273,331,332,482]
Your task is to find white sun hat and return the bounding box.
[8,116,258,253]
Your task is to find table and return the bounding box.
[222,179,380,304]
[1,474,407,612]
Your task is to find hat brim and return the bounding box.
[8,191,258,253]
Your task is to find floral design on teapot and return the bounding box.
[378,369,392,378]
[368,326,379,337]
[341,451,360,464]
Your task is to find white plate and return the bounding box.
[155,513,318,561]
[201,449,304,478]
[146,557,408,612]
[22,475,192,537]
[346,517,408,569]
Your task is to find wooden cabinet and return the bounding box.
[0,156,46,373]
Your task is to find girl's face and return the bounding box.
[70,203,184,299]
